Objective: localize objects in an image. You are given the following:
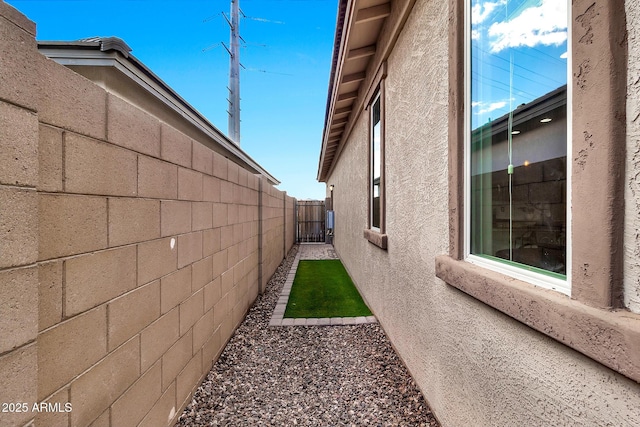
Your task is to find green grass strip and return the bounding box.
[284,259,372,318]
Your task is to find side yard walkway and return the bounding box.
[177,244,440,426]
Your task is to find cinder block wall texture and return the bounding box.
[0,3,294,426]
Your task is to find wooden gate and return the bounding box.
[296,200,326,242]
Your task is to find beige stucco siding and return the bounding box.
[327,0,640,425]
[626,0,640,314]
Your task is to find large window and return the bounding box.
[440,0,634,385]
[371,92,382,231]
[363,67,387,250]
[466,0,569,293]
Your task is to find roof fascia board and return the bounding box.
[318,0,357,181]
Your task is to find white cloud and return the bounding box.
[487,0,567,53]
[472,0,506,25]
[560,51,568,59]
[475,100,508,115]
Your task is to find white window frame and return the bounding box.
[462,0,572,296]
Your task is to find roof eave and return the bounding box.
[38,38,281,186]
[317,0,392,183]
[318,0,351,183]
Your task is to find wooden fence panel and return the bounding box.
[296,200,325,242]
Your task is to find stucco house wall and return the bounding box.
[625,0,640,314]
[0,3,294,426]
[324,0,640,425]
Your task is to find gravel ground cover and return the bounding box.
[177,245,440,426]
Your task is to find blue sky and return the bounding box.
[471,0,568,128]
[7,0,337,200]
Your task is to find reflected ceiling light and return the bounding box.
[511,130,521,135]
[523,160,530,167]
[540,117,552,123]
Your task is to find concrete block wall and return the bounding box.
[0,3,294,426]
[285,194,296,254]
[259,181,285,292]
[0,4,39,427]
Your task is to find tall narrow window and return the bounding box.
[371,92,382,231]
[467,0,569,291]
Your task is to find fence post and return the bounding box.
[283,191,287,260]
[256,174,264,293]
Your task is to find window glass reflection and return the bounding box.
[470,0,568,276]
[372,95,381,230]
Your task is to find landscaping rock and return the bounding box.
[177,244,440,426]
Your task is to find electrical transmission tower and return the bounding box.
[226,0,240,145]
[218,1,284,145]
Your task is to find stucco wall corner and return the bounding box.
[570,0,628,309]
[625,0,640,314]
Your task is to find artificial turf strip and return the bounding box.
[284,259,372,318]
